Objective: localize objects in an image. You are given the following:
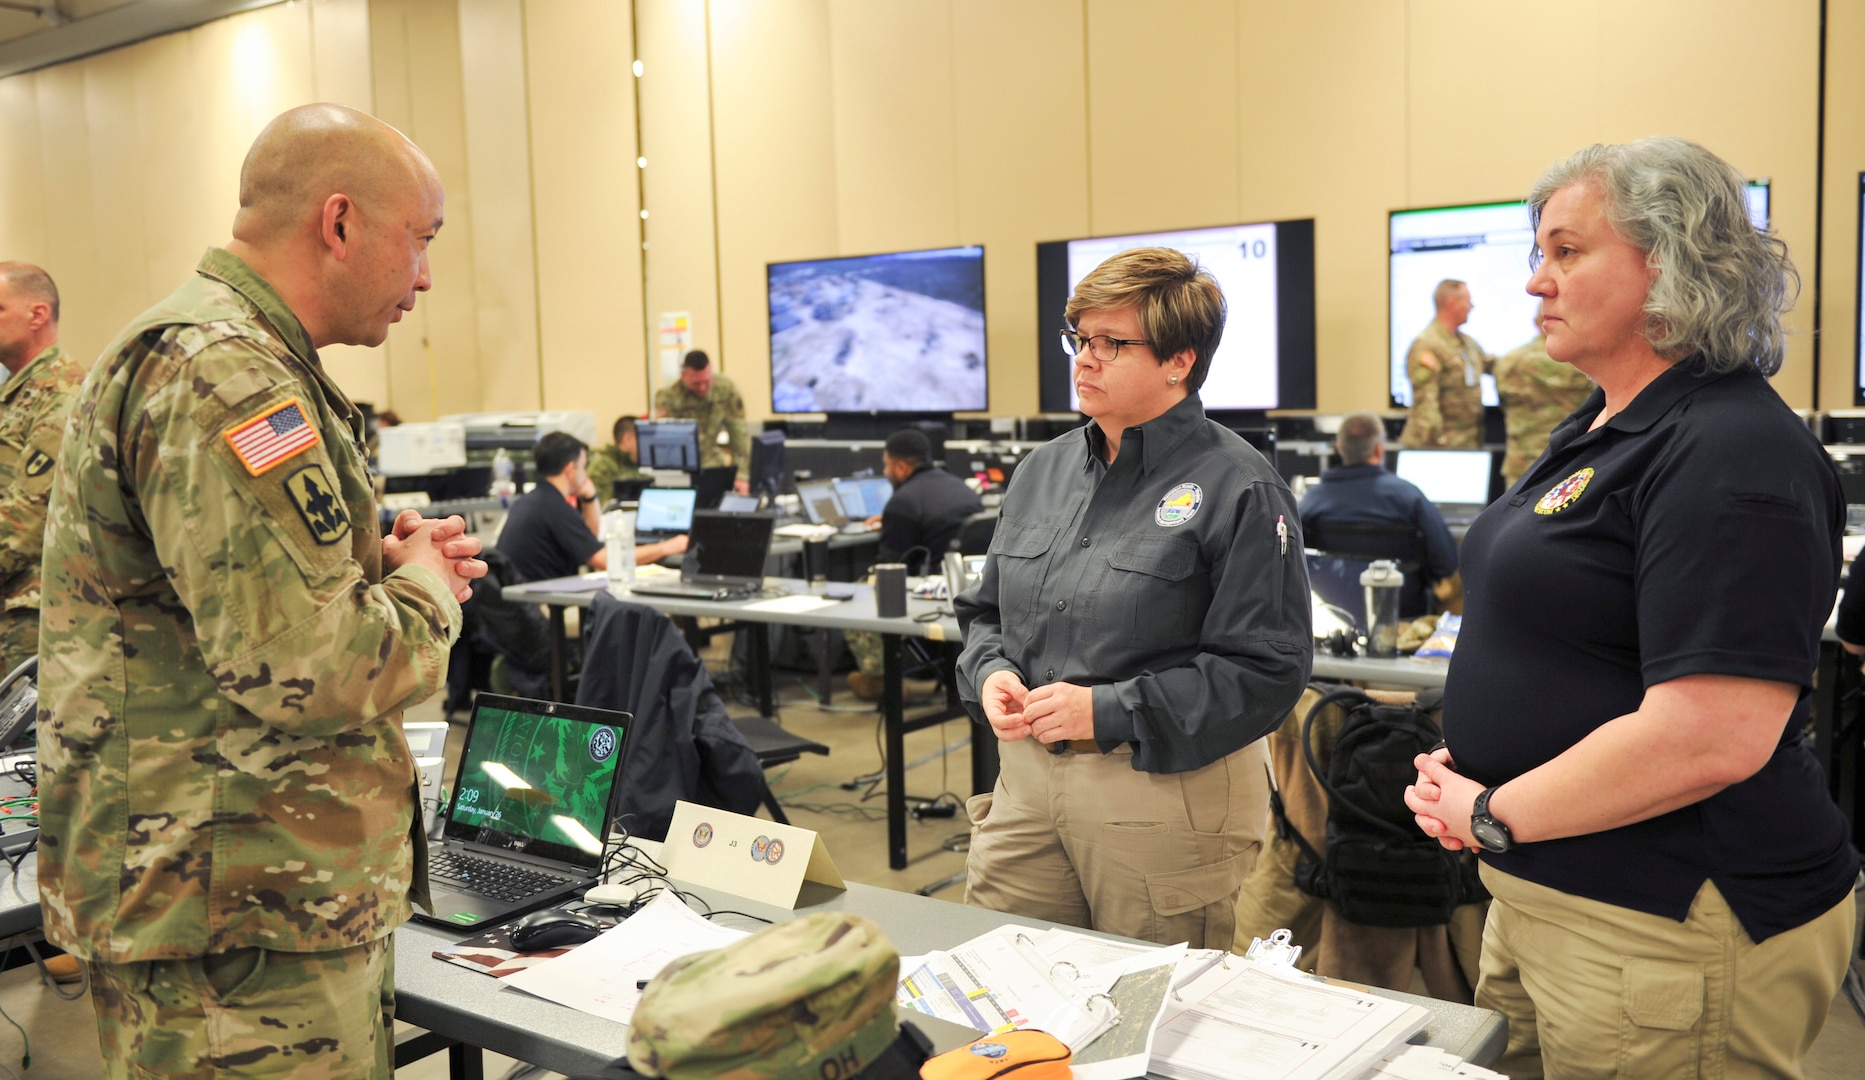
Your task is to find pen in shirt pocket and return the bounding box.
[1277,515,1288,555]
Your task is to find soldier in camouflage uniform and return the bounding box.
[654,349,751,491]
[0,262,83,676]
[586,414,642,503]
[1493,310,1597,487]
[37,104,485,1079]
[1399,279,1491,449]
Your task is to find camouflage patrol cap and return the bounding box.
[627,912,901,1080]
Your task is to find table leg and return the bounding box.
[751,622,775,719]
[884,631,908,870]
[547,605,567,702]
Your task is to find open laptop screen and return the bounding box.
[1394,449,1493,506]
[442,695,627,868]
[686,511,775,582]
[795,481,846,525]
[636,487,697,532]
[833,476,893,518]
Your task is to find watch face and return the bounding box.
[1472,820,1510,852]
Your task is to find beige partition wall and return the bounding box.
[1822,0,1865,410]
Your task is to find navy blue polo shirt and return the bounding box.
[496,482,603,584]
[1444,362,1857,941]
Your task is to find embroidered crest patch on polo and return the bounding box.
[1535,467,1595,515]
[1156,482,1203,527]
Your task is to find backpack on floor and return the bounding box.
[1271,686,1487,927]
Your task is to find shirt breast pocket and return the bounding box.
[1104,535,1204,643]
[992,517,1059,639]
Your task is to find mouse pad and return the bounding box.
[431,919,591,979]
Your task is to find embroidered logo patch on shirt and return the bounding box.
[285,463,351,545]
[22,448,52,477]
[1156,482,1203,527]
[224,398,320,476]
[1535,467,1595,515]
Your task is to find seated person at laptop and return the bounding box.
[844,428,984,700]
[498,432,686,583]
[1299,411,1458,613]
[869,428,983,572]
[586,415,642,502]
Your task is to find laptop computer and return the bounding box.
[632,510,775,601]
[833,476,894,519]
[797,479,877,535]
[717,492,762,513]
[694,465,739,510]
[634,486,698,541]
[413,693,631,930]
[1393,448,1496,525]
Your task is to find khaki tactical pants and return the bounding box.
[964,736,1268,949]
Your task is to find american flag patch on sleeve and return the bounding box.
[224,398,321,476]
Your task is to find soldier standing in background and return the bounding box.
[655,348,752,493]
[1493,305,1596,487]
[37,104,484,1076]
[1399,279,1490,449]
[0,262,82,676]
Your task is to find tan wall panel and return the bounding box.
[709,0,839,421]
[1824,0,1865,409]
[311,0,375,109]
[1238,2,1406,413]
[33,64,106,364]
[1084,0,1239,236]
[458,0,541,413]
[951,0,1088,414]
[638,0,720,395]
[524,0,645,422]
[81,45,159,347]
[0,75,48,276]
[828,0,959,253]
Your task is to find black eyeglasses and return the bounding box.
[1058,329,1152,362]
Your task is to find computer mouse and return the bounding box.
[508,909,605,952]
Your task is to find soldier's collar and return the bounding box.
[195,248,319,368]
[0,344,62,402]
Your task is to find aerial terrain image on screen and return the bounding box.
[770,253,986,412]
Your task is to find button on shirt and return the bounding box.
[956,394,1312,774]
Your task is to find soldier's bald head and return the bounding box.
[232,104,437,245]
[0,262,57,324]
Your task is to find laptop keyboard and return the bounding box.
[429,850,574,903]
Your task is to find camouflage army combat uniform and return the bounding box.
[586,441,641,502]
[0,344,84,674]
[655,372,751,479]
[1493,334,1596,487]
[1398,320,1490,449]
[37,249,462,1076]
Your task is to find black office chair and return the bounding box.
[952,509,998,555]
[730,715,829,825]
[1302,520,1432,625]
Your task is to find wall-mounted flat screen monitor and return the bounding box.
[1036,219,1316,412]
[768,245,987,413]
[1390,184,1770,409]
[636,419,701,470]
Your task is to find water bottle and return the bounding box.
[607,509,636,589]
[491,447,516,504]
[1360,560,1404,659]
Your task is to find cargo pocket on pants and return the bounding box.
[1144,847,1253,949]
[1619,956,1703,1077]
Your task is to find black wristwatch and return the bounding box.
[1470,787,1516,853]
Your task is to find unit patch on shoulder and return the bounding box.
[1534,467,1595,515]
[285,463,351,546]
[22,448,52,477]
[224,398,320,476]
[1156,482,1203,527]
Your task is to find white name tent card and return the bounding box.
[661,800,844,908]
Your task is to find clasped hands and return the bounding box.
[1404,746,1483,850]
[382,509,487,602]
[979,669,1094,745]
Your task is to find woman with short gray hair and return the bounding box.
[1407,137,1856,1079]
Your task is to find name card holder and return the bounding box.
[661,800,845,908]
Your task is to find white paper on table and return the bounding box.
[1066,943,1183,1080]
[895,926,1116,1048]
[1369,1045,1508,1079]
[1026,927,1224,994]
[1151,962,1429,1080]
[501,891,750,1025]
[743,594,840,614]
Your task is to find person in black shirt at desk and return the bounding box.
[867,428,983,571]
[498,431,686,583]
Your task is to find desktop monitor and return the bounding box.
[636,420,701,470]
[749,429,787,498]
[767,244,988,413]
[1035,218,1317,412]
[1390,184,1770,409]
[1393,448,1496,506]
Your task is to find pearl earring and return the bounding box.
[1168,375,1179,385]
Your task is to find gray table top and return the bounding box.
[503,575,963,642]
[1311,653,1451,689]
[396,874,1506,1077]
